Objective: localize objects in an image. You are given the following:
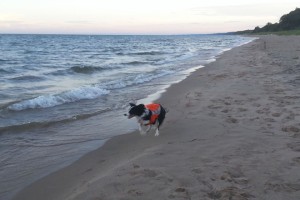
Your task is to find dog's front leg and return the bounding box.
[137,118,146,136]
[139,119,151,134]
[139,123,146,136]
[154,121,159,136]
[145,125,151,133]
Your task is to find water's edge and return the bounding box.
[1,35,256,200]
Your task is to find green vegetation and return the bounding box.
[235,8,300,35]
[253,29,300,35]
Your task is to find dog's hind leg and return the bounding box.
[155,129,159,136]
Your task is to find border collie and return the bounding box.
[126,103,166,136]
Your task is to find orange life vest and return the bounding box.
[145,103,161,125]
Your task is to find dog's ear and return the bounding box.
[129,103,136,107]
[137,104,145,109]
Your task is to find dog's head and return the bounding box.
[127,103,146,119]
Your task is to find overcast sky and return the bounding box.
[0,0,299,34]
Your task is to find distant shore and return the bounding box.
[13,35,300,200]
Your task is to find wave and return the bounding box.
[0,68,10,74]
[0,109,110,134]
[70,65,105,74]
[8,86,110,111]
[121,61,150,65]
[102,69,174,90]
[47,65,109,76]
[7,68,174,111]
[128,51,165,56]
[10,75,45,82]
[132,70,173,84]
[0,67,16,75]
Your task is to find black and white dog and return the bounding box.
[126,103,166,136]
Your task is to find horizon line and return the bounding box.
[0,32,232,36]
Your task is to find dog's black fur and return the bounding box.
[128,103,146,118]
[127,103,166,135]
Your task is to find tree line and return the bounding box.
[235,8,300,34]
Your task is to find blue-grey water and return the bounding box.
[0,34,254,199]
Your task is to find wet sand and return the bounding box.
[13,35,300,200]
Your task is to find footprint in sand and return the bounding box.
[221,109,229,113]
[282,125,300,137]
[220,174,248,185]
[133,164,140,169]
[226,117,238,124]
[237,108,248,112]
[191,168,202,174]
[292,157,300,165]
[220,169,249,185]
[287,142,300,152]
[127,189,143,196]
[142,169,158,178]
[207,104,223,109]
[168,187,190,199]
[252,103,261,107]
[282,125,299,133]
[207,187,254,200]
[130,168,158,178]
[256,107,270,115]
[264,118,276,123]
[264,182,300,193]
[272,113,281,117]
[175,188,187,192]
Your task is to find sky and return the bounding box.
[0,0,299,35]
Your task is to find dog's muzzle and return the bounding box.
[127,114,134,119]
[124,113,134,119]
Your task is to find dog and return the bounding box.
[126,103,166,136]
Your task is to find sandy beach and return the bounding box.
[13,35,300,200]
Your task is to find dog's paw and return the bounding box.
[140,131,147,136]
[155,130,159,136]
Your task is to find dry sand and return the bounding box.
[13,35,300,200]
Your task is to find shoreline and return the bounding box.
[1,36,252,200]
[13,35,300,200]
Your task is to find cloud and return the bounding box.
[0,20,25,26]
[65,20,93,24]
[0,13,25,26]
[224,21,242,23]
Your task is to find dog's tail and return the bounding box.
[160,104,169,114]
[165,107,169,113]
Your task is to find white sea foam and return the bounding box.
[7,69,174,111]
[102,70,174,90]
[133,70,173,84]
[8,86,110,111]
